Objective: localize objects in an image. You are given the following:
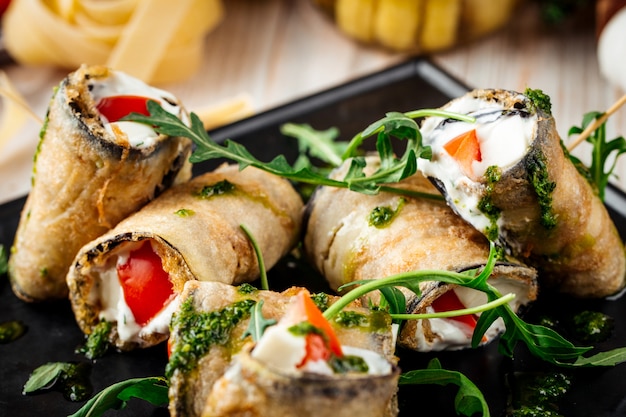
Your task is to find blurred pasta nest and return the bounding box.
[312,0,518,53]
[1,0,224,84]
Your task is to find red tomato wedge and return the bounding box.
[96,95,156,123]
[301,333,332,364]
[286,290,343,359]
[443,129,482,177]
[116,241,174,327]
[431,290,478,330]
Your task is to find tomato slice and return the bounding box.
[116,241,174,326]
[300,333,332,366]
[431,290,478,330]
[284,290,343,361]
[443,129,482,177]
[96,95,155,123]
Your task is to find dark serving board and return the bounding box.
[2,58,626,417]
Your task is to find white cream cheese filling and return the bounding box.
[88,70,183,149]
[418,96,537,234]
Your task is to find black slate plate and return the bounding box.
[1,58,626,417]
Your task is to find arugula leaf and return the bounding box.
[0,244,7,275]
[378,286,407,320]
[123,103,466,197]
[399,358,490,417]
[280,123,347,168]
[242,300,277,342]
[68,377,168,417]
[568,111,626,200]
[23,362,74,394]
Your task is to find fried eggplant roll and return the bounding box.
[418,89,626,298]
[67,164,303,351]
[167,281,399,417]
[9,65,192,302]
[304,156,538,351]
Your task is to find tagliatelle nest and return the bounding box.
[2,0,224,84]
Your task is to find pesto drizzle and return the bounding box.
[368,198,405,228]
[76,320,112,360]
[166,298,256,378]
[526,152,557,229]
[477,165,503,242]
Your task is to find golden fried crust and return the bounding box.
[67,165,304,350]
[9,64,192,302]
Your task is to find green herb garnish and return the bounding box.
[124,102,468,197]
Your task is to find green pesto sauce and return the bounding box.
[0,320,27,343]
[524,88,552,115]
[310,292,330,311]
[76,320,112,360]
[368,198,405,228]
[329,355,369,374]
[571,310,614,344]
[237,283,258,295]
[526,152,557,229]
[508,371,571,417]
[333,309,390,333]
[194,179,290,220]
[288,321,322,337]
[174,208,195,217]
[57,362,92,402]
[166,298,256,378]
[194,179,235,199]
[477,165,503,242]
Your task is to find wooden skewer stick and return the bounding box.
[567,93,626,152]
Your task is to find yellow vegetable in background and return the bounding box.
[314,0,518,53]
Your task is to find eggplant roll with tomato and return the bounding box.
[167,281,399,417]
[304,156,538,352]
[9,65,192,302]
[66,164,304,351]
[418,88,626,298]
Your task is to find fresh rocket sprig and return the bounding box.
[123,103,467,197]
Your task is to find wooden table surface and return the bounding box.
[1,0,625,203]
